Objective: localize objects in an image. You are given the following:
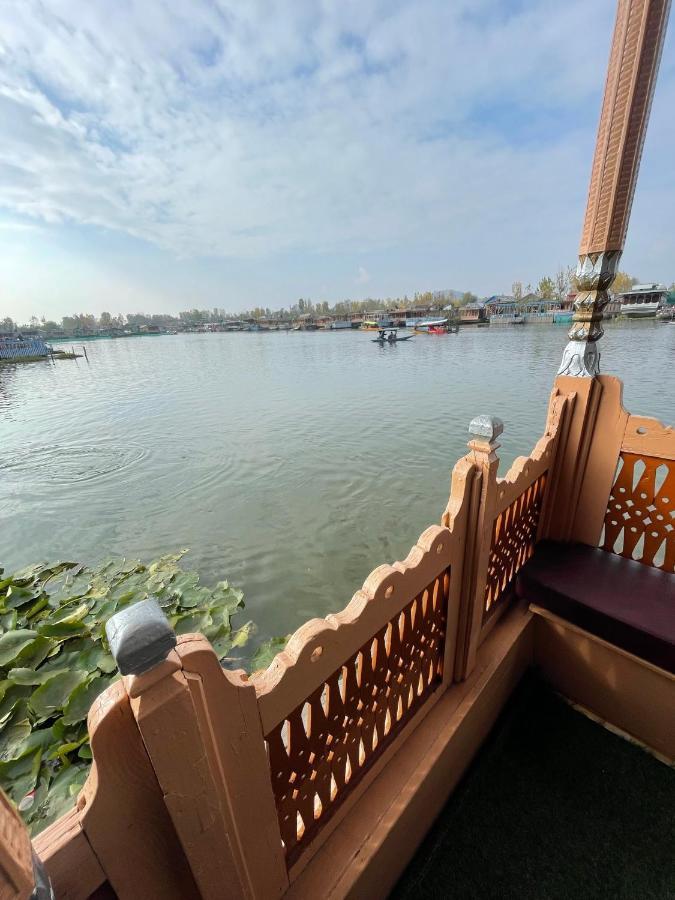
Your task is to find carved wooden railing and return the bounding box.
[444,392,569,678]
[254,526,455,869]
[602,415,674,571]
[25,379,673,899]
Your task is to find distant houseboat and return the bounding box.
[458,301,489,324]
[0,333,50,360]
[618,283,667,318]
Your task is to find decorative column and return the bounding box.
[558,0,671,377]
[456,415,503,678]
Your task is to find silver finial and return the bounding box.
[105,598,176,676]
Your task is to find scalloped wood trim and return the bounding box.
[621,414,674,460]
[253,524,455,735]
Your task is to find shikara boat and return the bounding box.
[371,329,414,343]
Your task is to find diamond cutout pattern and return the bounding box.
[484,474,548,620]
[603,452,674,571]
[265,571,449,865]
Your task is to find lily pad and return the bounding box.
[0,630,38,666]
[0,719,31,762]
[62,676,112,726]
[29,671,89,718]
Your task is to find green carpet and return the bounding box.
[392,672,675,900]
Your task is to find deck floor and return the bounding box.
[392,672,675,900]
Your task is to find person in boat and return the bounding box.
[378,329,386,341]
[387,331,396,342]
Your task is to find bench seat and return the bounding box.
[515,541,675,675]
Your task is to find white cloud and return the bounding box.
[0,0,672,318]
[355,265,370,286]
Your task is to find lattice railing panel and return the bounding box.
[483,473,547,620]
[602,452,674,571]
[265,571,448,865]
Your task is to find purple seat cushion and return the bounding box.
[515,540,675,674]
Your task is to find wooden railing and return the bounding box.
[602,415,674,571]
[26,376,672,899]
[255,526,456,869]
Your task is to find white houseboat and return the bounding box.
[618,283,667,318]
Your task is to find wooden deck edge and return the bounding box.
[286,603,535,900]
[33,807,106,900]
[531,605,675,763]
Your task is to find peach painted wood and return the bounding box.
[254,525,455,735]
[174,635,288,898]
[621,414,675,459]
[33,808,105,900]
[603,451,674,570]
[458,430,501,678]
[286,604,534,900]
[252,525,457,868]
[458,398,565,677]
[79,679,199,900]
[545,375,604,541]
[444,456,483,683]
[126,663,249,900]
[570,375,630,546]
[0,788,33,900]
[440,454,479,688]
[579,0,672,257]
[532,605,675,761]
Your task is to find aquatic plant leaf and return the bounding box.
[0,550,249,831]
[29,671,89,718]
[62,675,112,726]
[0,686,31,725]
[230,621,254,648]
[49,601,91,625]
[26,763,89,833]
[36,620,88,640]
[0,630,38,666]
[210,635,233,659]
[5,585,41,609]
[177,585,212,609]
[7,667,70,686]
[0,719,31,762]
[0,610,18,632]
[250,636,289,673]
[174,611,212,635]
[1,750,42,806]
[13,636,56,670]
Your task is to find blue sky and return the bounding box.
[1,0,673,322]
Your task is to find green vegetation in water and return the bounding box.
[0,552,277,834]
[0,350,80,366]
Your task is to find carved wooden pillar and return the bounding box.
[106,599,288,900]
[558,0,671,377]
[455,415,503,679]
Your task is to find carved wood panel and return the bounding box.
[265,570,448,866]
[483,473,548,621]
[602,452,674,571]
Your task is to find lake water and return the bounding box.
[1,322,672,648]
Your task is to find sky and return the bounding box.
[0,0,673,323]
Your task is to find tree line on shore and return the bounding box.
[3,269,665,335]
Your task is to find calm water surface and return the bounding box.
[1,323,672,647]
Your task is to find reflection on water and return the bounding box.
[0,323,672,645]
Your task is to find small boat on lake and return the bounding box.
[414,317,448,333]
[372,329,414,344]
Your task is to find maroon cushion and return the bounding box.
[515,541,675,674]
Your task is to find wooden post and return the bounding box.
[0,788,34,900]
[106,599,288,900]
[454,416,503,679]
[558,0,671,377]
[543,374,629,545]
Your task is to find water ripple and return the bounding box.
[0,442,148,487]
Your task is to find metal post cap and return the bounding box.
[468,415,504,442]
[105,598,176,676]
